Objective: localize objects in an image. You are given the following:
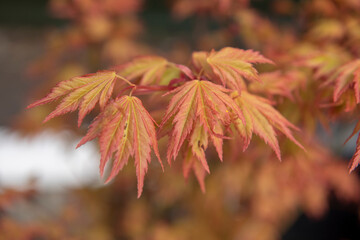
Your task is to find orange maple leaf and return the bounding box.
[183,149,207,193]
[329,59,360,104]
[159,80,244,171]
[78,95,163,197]
[232,91,303,160]
[349,134,360,172]
[344,120,360,172]
[27,71,118,127]
[201,47,274,90]
[294,45,349,80]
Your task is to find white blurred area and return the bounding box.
[0,128,101,191]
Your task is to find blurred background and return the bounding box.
[0,0,360,239]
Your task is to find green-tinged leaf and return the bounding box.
[232,91,303,160]
[27,71,118,126]
[159,67,181,85]
[295,45,350,80]
[206,47,274,90]
[308,19,345,41]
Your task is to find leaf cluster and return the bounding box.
[28,47,304,196]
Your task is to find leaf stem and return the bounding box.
[129,86,136,96]
[197,68,204,79]
[116,74,136,87]
[117,84,178,98]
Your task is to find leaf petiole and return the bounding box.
[116,74,136,87]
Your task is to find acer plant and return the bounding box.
[27,47,306,197]
[20,48,334,210]
[9,0,360,239]
[24,0,360,204]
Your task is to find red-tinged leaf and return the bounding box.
[206,47,274,90]
[159,80,243,167]
[189,122,210,173]
[330,59,360,103]
[349,134,360,172]
[183,149,207,193]
[232,91,303,160]
[175,64,195,79]
[116,56,169,85]
[79,95,162,197]
[345,120,360,145]
[98,98,131,177]
[76,103,119,148]
[347,121,360,172]
[334,60,360,103]
[233,102,253,151]
[211,121,224,161]
[27,71,118,127]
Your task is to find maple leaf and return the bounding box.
[344,120,360,172]
[159,80,244,170]
[116,56,170,85]
[308,19,345,41]
[191,51,216,78]
[349,134,360,172]
[183,149,207,193]
[27,71,118,127]
[78,95,162,197]
[205,47,274,90]
[328,59,360,104]
[232,91,303,160]
[294,45,350,80]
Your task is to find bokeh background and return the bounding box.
[0,0,360,239]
